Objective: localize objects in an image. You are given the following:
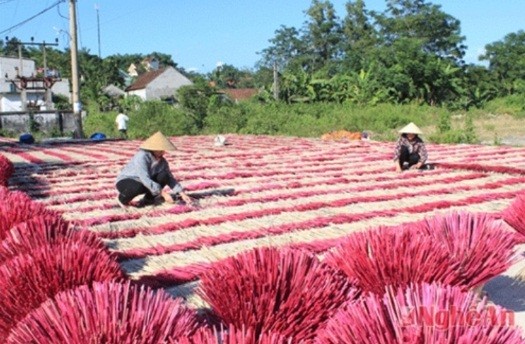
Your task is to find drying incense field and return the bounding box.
[2,134,525,334]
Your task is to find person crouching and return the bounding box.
[393,122,428,172]
[116,131,193,208]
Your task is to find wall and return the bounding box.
[0,110,85,135]
[0,57,36,91]
[0,57,70,112]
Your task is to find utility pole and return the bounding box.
[18,44,27,111]
[41,39,59,109]
[7,37,59,111]
[69,0,83,138]
[272,61,279,101]
[26,38,59,109]
[95,4,101,58]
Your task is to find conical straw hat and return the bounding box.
[398,122,423,135]
[140,131,177,151]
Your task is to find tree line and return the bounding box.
[1,0,524,112]
[257,0,525,109]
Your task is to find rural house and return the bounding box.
[0,56,81,135]
[127,63,140,77]
[141,56,159,71]
[125,66,193,101]
[126,57,160,77]
[0,56,69,112]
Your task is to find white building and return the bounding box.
[0,56,70,112]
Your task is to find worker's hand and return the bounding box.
[179,192,194,205]
[410,163,422,170]
[395,164,402,173]
[161,191,174,204]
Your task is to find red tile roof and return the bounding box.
[125,68,166,91]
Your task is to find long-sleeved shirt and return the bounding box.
[393,136,428,163]
[116,149,183,196]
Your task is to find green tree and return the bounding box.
[1,37,28,58]
[23,44,69,79]
[480,30,525,95]
[454,64,498,110]
[304,0,343,72]
[208,64,255,89]
[341,0,379,71]
[204,101,248,134]
[252,66,274,89]
[258,25,307,71]
[74,49,123,110]
[368,0,467,105]
[105,53,144,76]
[376,0,465,61]
[279,69,313,103]
[332,67,390,105]
[150,51,177,68]
[176,83,216,129]
[379,39,463,105]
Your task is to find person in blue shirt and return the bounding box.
[115,131,192,208]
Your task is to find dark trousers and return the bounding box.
[119,129,128,139]
[399,146,421,170]
[116,170,170,204]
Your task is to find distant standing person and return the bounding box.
[115,110,129,139]
[393,122,429,172]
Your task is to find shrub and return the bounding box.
[428,113,478,144]
[83,111,118,139]
[483,94,525,118]
[130,101,198,138]
[203,103,248,134]
[84,100,199,139]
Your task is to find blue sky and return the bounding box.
[1,0,524,73]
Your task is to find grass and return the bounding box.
[2,99,524,147]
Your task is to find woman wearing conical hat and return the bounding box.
[115,131,193,207]
[393,122,429,172]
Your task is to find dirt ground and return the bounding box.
[463,114,525,146]
[376,114,525,147]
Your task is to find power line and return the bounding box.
[0,0,65,36]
